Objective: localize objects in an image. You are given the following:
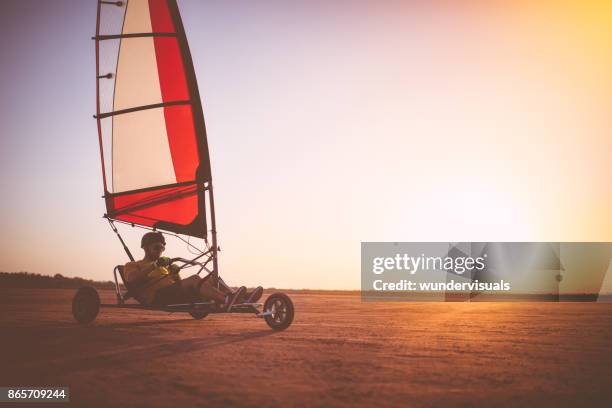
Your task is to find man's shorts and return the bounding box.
[152,282,194,306]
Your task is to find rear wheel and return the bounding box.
[263,293,294,331]
[72,286,100,324]
[189,310,208,320]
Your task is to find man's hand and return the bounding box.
[168,264,180,275]
[155,256,172,268]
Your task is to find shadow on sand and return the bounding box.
[96,318,195,329]
[8,323,278,378]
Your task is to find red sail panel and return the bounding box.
[163,105,200,183]
[148,0,174,32]
[106,184,204,237]
[153,37,188,101]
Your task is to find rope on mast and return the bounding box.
[107,218,134,262]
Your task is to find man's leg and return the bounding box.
[197,277,227,303]
[202,274,233,295]
[180,275,247,309]
[152,279,197,306]
[153,276,245,309]
[178,275,226,303]
[202,274,262,303]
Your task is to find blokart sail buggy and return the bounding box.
[72,253,294,331]
[73,0,294,331]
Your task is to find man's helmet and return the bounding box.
[141,232,166,248]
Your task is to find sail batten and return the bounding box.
[95,32,177,40]
[95,0,210,238]
[96,99,192,119]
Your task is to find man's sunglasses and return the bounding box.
[151,243,166,250]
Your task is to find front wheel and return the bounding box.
[72,286,100,324]
[263,293,294,331]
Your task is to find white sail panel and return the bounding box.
[114,37,162,111]
[123,0,153,34]
[112,108,177,193]
[112,0,170,192]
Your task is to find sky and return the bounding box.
[1,0,611,290]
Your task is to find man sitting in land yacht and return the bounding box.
[124,232,263,309]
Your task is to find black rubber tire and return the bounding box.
[72,286,100,324]
[189,310,208,320]
[263,293,294,331]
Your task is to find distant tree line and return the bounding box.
[0,272,123,290]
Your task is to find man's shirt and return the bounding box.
[123,259,178,304]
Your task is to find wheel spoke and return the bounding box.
[269,303,277,320]
[273,301,287,323]
[273,302,280,321]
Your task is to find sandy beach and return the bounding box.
[1,288,611,407]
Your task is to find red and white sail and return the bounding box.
[94,0,211,238]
